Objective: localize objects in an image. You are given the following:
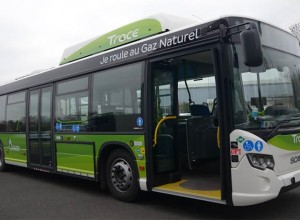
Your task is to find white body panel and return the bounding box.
[230,129,300,206]
[231,156,283,206]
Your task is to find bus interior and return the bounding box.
[151,50,222,201]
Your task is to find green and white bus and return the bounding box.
[1,14,300,206]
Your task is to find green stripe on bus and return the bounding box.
[268,134,300,151]
[60,18,163,65]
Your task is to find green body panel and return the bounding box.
[60,18,163,65]
[55,133,146,178]
[56,142,95,175]
[0,133,27,164]
[0,132,146,179]
[268,133,300,151]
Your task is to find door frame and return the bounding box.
[145,46,226,192]
[26,84,54,170]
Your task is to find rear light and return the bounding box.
[247,154,275,170]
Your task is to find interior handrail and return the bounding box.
[153,115,177,147]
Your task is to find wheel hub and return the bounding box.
[111,159,132,192]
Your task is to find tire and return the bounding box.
[105,149,140,202]
[0,146,6,172]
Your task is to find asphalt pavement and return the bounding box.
[1,166,300,219]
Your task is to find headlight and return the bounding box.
[247,154,275,170]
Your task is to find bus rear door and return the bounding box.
[28,86,53,168]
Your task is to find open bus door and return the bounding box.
[150,50,223,202]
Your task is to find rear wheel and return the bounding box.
[105,149,140,202]
[0,146,6,172]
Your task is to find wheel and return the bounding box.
[105,149,140,202]
[0,146,6,172]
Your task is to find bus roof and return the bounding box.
[59,13,198,65]
[1,15,296,96]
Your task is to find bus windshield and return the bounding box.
[231,35,300,131]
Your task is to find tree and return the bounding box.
[290,22,300,42]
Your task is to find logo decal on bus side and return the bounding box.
[8,139,20,152]
[291,155,300,164]
[292,134,300,144]
[108,29,139,46]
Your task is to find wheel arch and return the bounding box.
[98,141,137,189]
[0,139,6,171]
[0,139,4,148]
[0,139,4,155]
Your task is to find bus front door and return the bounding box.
[28,86,53,168]
[151,51,222,202]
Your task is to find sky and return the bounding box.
[0,0,300,85]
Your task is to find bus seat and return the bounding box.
[186,117,219,166]
[190,104,210,116]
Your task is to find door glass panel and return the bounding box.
[29,90,39,164]
[41,87,52,166]
[152,65,177,173]
[28,86,52,166]
[0,95,6,131]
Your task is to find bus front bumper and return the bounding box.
[231,156,300,206]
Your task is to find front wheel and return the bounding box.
[0,146,6,172]
[105,149,140,202]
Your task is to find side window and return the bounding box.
[6,91,26,132]
[55,77,89,132]
[0,95,7,131]
[91,63,143,132]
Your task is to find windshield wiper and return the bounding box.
[267,119,292,139]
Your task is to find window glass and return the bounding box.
[153,71,174,118]
[6,91,26,132]
[8,91,25,104]
[29,91,39,132]
[55,77,89,132]
[231,44,300,130]
[41,87,52,132]
[56,91,88,132]
[91,63,143,132]
[57,77,88,95]
[0,95,7,131]
[152,51,216,118]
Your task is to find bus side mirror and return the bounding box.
[240,24,263,67]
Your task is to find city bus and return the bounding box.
[1,14,300,206]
